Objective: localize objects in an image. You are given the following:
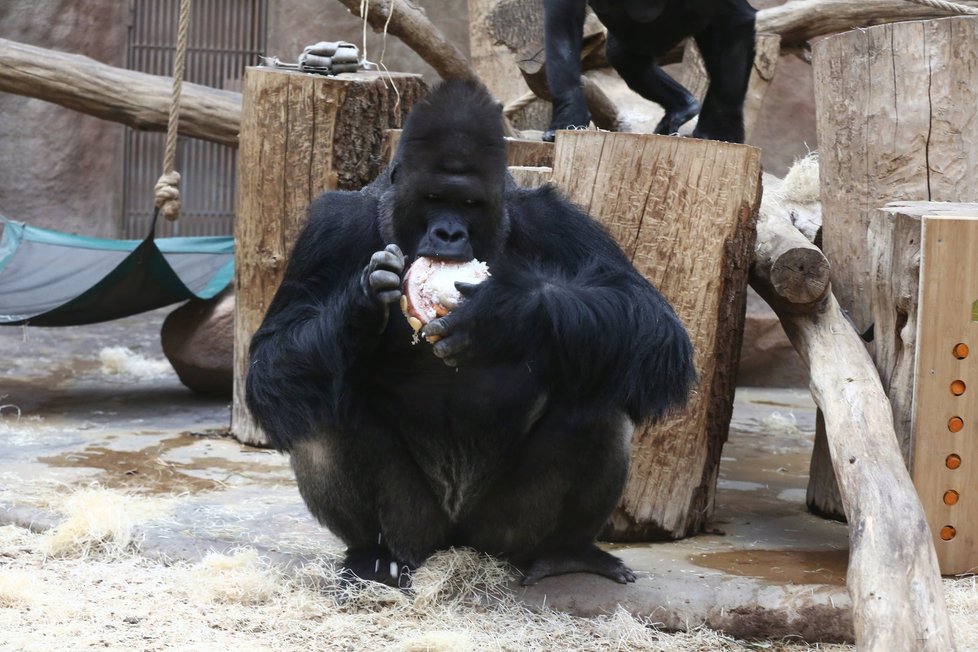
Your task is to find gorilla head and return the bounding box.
[381,79,510,263]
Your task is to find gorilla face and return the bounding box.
[385,80,510,263]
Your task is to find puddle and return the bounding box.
[37,434,286,494]
[691,548,848,585]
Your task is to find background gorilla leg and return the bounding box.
[460,411,633,584]
[290,433,453,586]
[543,0,592,141]
[691,20,755,143]
[606,35,700,136]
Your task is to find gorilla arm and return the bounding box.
[245,192,395,451]
[422,187,695,424]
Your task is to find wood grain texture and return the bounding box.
[552,131,761,539]
[232,68,425,446]
[910,209,978,574]
[815,16,978,335]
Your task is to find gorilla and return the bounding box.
[543,0,757,143]
[246,79,695,587]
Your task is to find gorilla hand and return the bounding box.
[361,244,405,332]
[421,282,481,366]
[361,244,405,305]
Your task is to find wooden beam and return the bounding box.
[0,37,241,146]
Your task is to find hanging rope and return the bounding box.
[503,91,539,118]
[905,0,978,14]
[155,0,192,222]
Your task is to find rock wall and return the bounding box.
[0,1,128,237]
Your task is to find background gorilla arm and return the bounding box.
[428,185,694,423]
[245,192,387,450]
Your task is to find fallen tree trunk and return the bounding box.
[0,37,241,146]
[750,199,955,651]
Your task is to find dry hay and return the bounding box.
[98,346,173,380]
[3,487,973,651]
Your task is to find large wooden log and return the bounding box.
[810,15,978,516]
[549,131,761,539]
[232,68,426,446]
[749,210,955,652]
[0,37,240,146]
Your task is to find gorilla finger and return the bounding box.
[384,243,405,261]
[376,288,402,305]
[432,332,470,361]
[369,269,402,294]
[370,249,405,275]
[454,281,482,298]
[421,313,459,341]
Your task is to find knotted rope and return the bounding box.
[155,0,192,222]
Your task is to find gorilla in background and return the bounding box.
[246,79,695,587]
[543,0,757,143]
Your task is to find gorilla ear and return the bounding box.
[388,162,400,184]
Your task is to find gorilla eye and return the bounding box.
[425,193,441,202]
[462,199,480,207]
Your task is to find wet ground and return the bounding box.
[0,309,852,643]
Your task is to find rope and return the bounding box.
[905,0,978,14]
[155,0,192,222]
[503,91,538,118]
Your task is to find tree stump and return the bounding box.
[810,16,978,517]
[550,131,761,539]
[233,68,426,446]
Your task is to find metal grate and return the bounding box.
[123,0,268,237]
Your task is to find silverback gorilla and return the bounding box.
[246,79,695,587]
[543,0,757,143]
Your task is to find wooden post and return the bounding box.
[233,68,426,446]
[810,16,978,516]
[872,201,978,576]
[550,131,761,539]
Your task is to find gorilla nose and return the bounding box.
[422,221,472,260]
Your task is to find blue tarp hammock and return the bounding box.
[0,217,234,327]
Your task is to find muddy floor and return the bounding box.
[0,308,874,648]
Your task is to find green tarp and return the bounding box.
[0,218,234,326]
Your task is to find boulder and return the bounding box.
[161,288,234,397]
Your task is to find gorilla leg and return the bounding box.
[543,0,592,142]
[606,35,700,137]
[290,431,453,586]
[460,410,634,584]
[691,19,755,143]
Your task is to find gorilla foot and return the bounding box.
[341,547,414,589]
[543,97,592,143]
[520,545,637,585]
[653,100,701,137]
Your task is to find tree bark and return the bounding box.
[549,131,761,540]
[233,68,426,446]
[811,15,978,515]
[0,37,241,146]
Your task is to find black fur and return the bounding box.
[543,0,757,143]
[246,79,695,587]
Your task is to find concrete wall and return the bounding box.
[0,1,128,237]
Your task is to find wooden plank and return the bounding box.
[913,212,978,574]
[552,130,761,539]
